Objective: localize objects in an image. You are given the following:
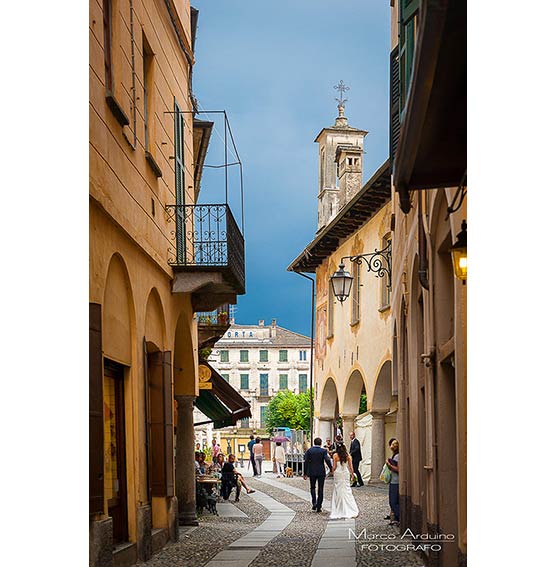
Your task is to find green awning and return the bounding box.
[194,363,251,429]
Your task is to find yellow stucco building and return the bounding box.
[289,106,396,481]
[389,1,467,566]
[89,2,246,565]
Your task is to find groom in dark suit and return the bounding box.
[304,437,333,512]
[349,431,364,487]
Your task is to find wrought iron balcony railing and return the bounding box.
[165,204,245,294]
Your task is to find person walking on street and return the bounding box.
[253,437,264,476]
[274,442,286,478]
[386,438,400,526]
[304,437,333,512]
[247,434,256,472]
[349,431,364,487]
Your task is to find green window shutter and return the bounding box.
[240,350,249,362]
[174,100,186,263]
[279,350,288,362]
[240,374,249,390]
[221,374,230,383]
[260,374,269,396]
[399,0,419,114]
[259,350,268,362]
[260,406,268,426]
[279,374,288,390]
[299,374,307,393]
[220,350,229,363]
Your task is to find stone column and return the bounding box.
[175,395,198,526]
[341,415,357,451]
[370,412,386,482]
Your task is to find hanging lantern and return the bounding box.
[451,220,467,282]
[330,263,354,302]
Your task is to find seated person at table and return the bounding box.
[195,451,201,474]
[222,455,255,495]
[213,453,226,472]
[198,452,207,474]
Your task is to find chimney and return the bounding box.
[258,319,264,326]
[270,319,277,338]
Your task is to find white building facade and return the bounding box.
[209,319,312,431]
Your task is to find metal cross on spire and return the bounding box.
[334,80,350,107]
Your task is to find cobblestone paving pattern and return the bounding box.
[353,484,422,567]
[246,476,329,567]
[136,494,269,567]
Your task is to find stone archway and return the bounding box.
[318,377,339,444]
[342,369,366,449]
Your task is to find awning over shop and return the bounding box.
[194,362,251,429]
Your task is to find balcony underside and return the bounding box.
[172,268,241,312]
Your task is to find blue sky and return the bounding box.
[193,0,390,337]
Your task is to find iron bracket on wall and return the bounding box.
[341,240,392,289]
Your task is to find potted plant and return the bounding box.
[217,311,228,325]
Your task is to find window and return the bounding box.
[174,99,186,262]
[351,261,361,324]
[399,0,419,114]
[142,34,154,152]
[220,350,229,363]
[299,374,308,393]
[239,417,250,428]
[260,374,269,396]
[279,374,288,390]
[328,282,334,338]
[240,350,249,362]
[299,350,307,361]
[380,235,392,309]
[240,374,249,390]
[279,350,288,362]
[221,374,229,383]
[260,406,268,427]
[259,350,268,362]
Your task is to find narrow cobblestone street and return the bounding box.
[138,465,423,567]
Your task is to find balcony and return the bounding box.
[197,303,232,349]
[167,204,245,311]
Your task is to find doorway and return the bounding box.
[104,359,128,544]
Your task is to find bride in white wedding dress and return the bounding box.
[329,440,359,519]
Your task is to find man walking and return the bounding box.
[349,431,364,487]
[247,434,256,473]
[304,437,333,512]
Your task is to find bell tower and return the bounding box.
[315,82,367,231]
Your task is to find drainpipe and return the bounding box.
[418,191,429,290]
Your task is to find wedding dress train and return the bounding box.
[330,462,359,519]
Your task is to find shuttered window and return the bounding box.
[260,374,269,396]
[174,100,186,263]
[148,351,175,497]
[399,0,419,115]
[351,261,361,325]
[89,304,104,515]
[220,350,229,362]
[240,350,249,362]
[390,45,401,165]
[240,374,249,390]
[259,350,268,362]
[299,374,308,393]
[279,374,288,390]
[279,350,288,362]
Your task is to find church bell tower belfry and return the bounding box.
[315,81,368,231]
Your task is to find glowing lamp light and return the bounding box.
[451,220,467,282]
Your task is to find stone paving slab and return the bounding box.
[217,502,248,518]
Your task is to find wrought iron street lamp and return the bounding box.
[330,264,354,303]
[450,220,467,282]
[330,240,392,302]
